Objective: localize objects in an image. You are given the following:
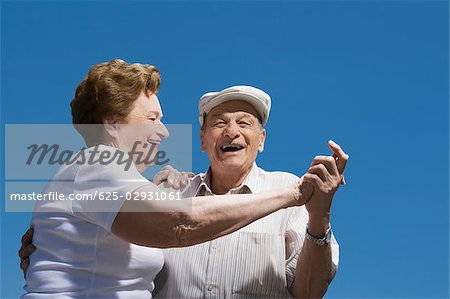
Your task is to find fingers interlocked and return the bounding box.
[303,140,349,195]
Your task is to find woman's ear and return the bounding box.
[103,118,120,138]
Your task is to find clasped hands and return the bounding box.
[295,140,349,237]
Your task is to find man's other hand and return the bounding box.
[19,227,36,278]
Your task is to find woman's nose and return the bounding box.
[157,121,170,139]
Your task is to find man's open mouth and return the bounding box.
[220,144,245,152]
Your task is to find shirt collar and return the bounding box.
[194,162,259,196]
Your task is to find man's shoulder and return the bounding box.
[181,171,206,196]
[190,171,206,185]
[252,166,299,189]
[256,166,300,181]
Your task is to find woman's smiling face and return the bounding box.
[114,92,169,172]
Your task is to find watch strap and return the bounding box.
[305,226,332,246]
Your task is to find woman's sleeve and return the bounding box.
[71,158,151,232]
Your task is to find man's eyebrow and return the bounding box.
[236,113,257,120]
[208,112,227,119]
[237,114,255,119]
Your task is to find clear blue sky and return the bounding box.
[1,1,448,298]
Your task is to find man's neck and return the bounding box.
[209,164,253,195]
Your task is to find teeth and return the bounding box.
[221,144,243,150]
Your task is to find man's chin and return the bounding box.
[218,157,248,169]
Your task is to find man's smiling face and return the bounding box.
[201,100,266,172]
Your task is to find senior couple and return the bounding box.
[19,59,348,298]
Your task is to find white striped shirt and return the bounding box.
[154,164,339,298]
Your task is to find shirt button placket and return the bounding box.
[204,189,217,298]
[205,239,220,298]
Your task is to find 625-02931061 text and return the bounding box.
[9,191,182,201]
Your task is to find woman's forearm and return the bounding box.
[173,188,296,246]
[112,183,302,248]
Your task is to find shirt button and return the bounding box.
[207,285,213,292]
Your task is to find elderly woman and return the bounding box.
[21,59,311,298]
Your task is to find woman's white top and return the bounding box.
[22,145,164,299]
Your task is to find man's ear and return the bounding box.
[258,128,266,153]
[200,129,206,152]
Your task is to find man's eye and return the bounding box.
[239,121,251,126]
[147,117,156,121]
[214,121,226,126]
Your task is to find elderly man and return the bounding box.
[153,86,347,298]
[20,85,348,298]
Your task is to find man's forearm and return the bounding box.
[290,140,347,298]
[290,219,334,298]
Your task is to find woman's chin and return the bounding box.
[135,162,154,173]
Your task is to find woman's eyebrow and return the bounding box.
[144,111,162,118]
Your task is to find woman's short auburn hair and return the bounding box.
[70,59,161,145]
[71,59,161,124]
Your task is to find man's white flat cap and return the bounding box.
[198,85,271,126]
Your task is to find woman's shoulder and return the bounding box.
[72,145,146,183]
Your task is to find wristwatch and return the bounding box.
[305,226,332,246]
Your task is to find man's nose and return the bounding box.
[223,122,240,138]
